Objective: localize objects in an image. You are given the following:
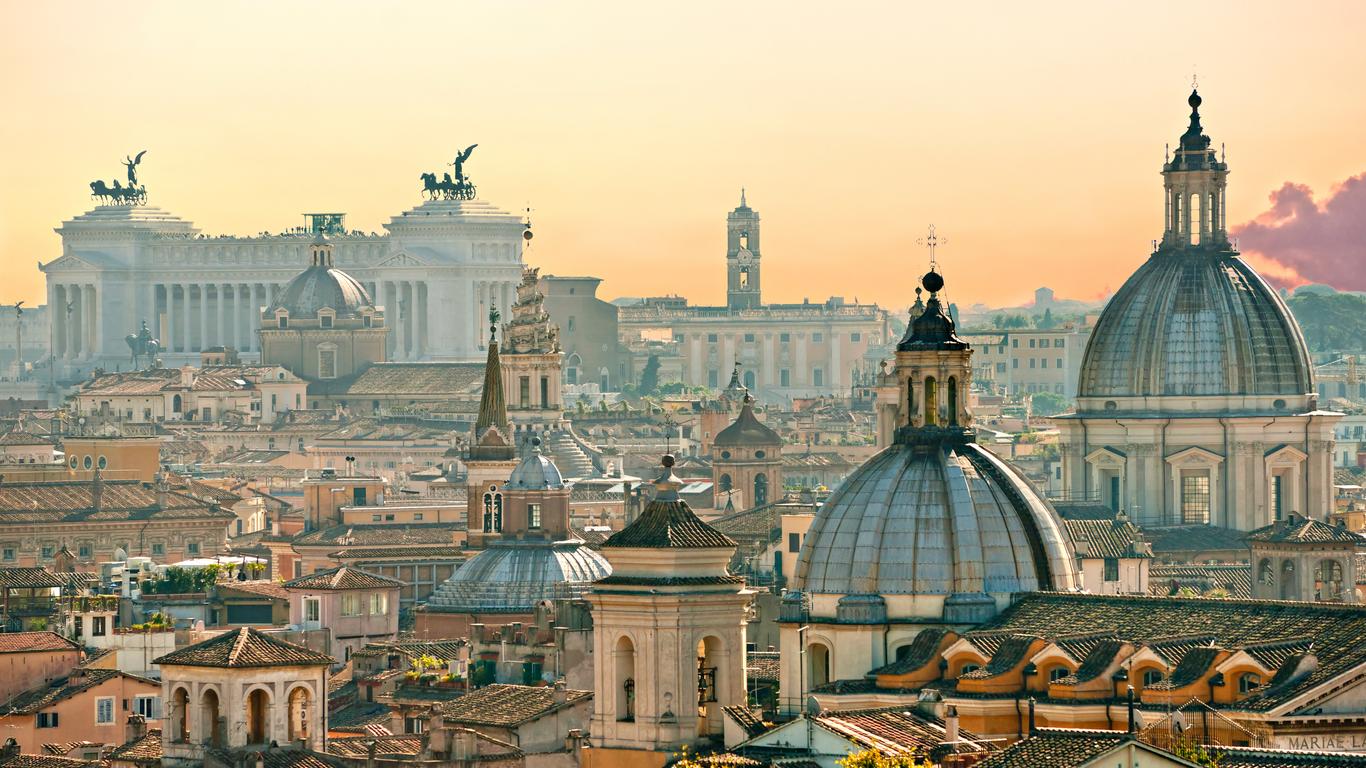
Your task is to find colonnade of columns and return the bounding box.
[51,283,98,360]
[155,282,278,354]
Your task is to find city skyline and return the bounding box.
[3,1,1366,312]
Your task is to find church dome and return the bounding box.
[714,397,781,447]
[1078,246,1312,400]
[793,440,1079,622]
[425,540,611,613]
[506,439,565,490]
[270,234,374,318]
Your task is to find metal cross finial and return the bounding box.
[916,225,946,270]
[1192,70,1198,90]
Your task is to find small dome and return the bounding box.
[507,439,565,490]
[1078,252,1312,399]
[425,541,611,613]
[714,398,781,447]
[794,440,1079,622]
[271,265,374,319]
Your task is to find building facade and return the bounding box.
[40,172,527,377]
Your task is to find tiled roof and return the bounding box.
[1145,525,1249,554]
[714,401,782,447]
[0,431,55,447]
[0,632,79,654]
[204,749,346,768]
[104,729,163,763]
[433,683,591,726]
[974,593,1366,711]
[747,650,781,682]
[217,579,290,601]
[872,628,947,675]
[1147,645,1222,689]
[294,522,464,548]
[960,635,1037,680]
[1,669,127,714]
[1150,564,1253,599]
[1247,516,1365,544]
[1215,745,1366,767]
[339,362,485,396]
[0,756,97,768]
[603,499,735,549]
[154,627,334,668]
[333,545,465,561]
[0,568,68,589]
[723,705,767,738]
[814,705,986,756]
[0,480,232,523]
[39,742,100,757]
[326,735,425,758]
[1064,518,1151,558]
[1055,638,1125,685]
[972,729,1135,768]
[325,702,392,732]
[711,504,782,541]
[285,566,405,591]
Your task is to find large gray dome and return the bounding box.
[1078,250,1312,399]
[793,440,1079,613]
[424,540,610,613]
[271,264,374,319]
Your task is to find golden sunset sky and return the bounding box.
[3,1,1365,311]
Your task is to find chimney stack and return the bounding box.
[1126,685,1137,733]
[1027,697,1036,735]
[552,680,567,704]
[125,713,148,744]
[944,705,959,743]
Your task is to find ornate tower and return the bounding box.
[880,269,973,440]
[501,267,563,430]
[726,191,761,311]
[466,314,519,548]
[1160,89,1230,250]
[589,456,750,754]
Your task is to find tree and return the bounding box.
[639,355,661,395]
[1168,736,1225,767]
[1287,291,1366,354]
[1030,391,1071,417]
[837,749,932,768]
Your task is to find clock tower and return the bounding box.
[726,190,761,311]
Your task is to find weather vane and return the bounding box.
[916,225,946,271]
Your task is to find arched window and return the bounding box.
[924,377,938,426]
[200,689,221,748]
[172,687,191,743]
[958,663,980,676]
[947,377,959,426]
[615,636,636,722]
[1316,559,1344,601]
[743,370,756,390]
[906,379,914,421]
[493,493,503,532]
[808,642,831,689]
[754,473,768,506]
[287,686,311,743]
[697,636,723,735]
[246,688,270,745]
[739,266,750,289]
[1257,558,1275,588]
[1141,669,1164,688]
[482,493,494,532]
[718,473,732,493]
[1280,559,1298,600]
[1190,193,1202,244]
[172,394,183,413]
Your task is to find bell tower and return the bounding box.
[1160,88,1230,250]
[726,190,761,310]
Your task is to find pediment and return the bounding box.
[1264,444,1308,465]
[1085,446,1127,467]
[1165,446,1224,466]
[375,251,429,268]
[40,252,103,273]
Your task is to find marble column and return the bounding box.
[198,284,208,353]
[216,285,226,351]
[70,286,82,358]
[231,285,240,351]
[180,284,191,354]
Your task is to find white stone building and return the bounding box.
[41,188,527,377]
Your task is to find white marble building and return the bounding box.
[40,196,527,377]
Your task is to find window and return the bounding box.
[187,542,200,556]
[1040,358,1047,368]
[1238,673,1261,695]
[851,332,861,342]
[1142,669,1164,687]
[780,369,790,387]
[134,696,159,719]
[1272,475,1283,521]
[788,532,801,553]
[1,548,12,562]
[1029,359,1036,368]
[96,697,115,725]
[305,598,320,623]
[1056,358,1063,368]
[278,316,289,329]
[83,455,93,470]
[708,370,719,388]
[372,514,382,522]
[370,593,388,615]
[97,455,107,470]
[405,717,427,735]
[813,368,824,387]
[37,712,59,728]
[780,333,790,343]
[707,333,718,343]
[41,545,53,559]
[318,349,337,379]
[744,333,755,343]
[1012,338,1019,348]
[519,376,531,407]
[1103,558,1119,582]
[1181,472,1211,524]
[1012,359,1019,369]
[1029,339,1036,348]
[341,594,361,617]
[363,315,372,328]
[812,333,823,342]
[959,664,980,676]
[320,315,333,329]
[151,543,165,556]
[1049,667,1070,682]
[93,616,106,636]
[413,513,424,521]
[528,503,542,529]
[996,363,1006,374]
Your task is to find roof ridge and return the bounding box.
[228,627,253,665]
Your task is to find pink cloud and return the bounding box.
[1232,174,1366,291]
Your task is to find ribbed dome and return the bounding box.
[1078,250,1311,401]
[506,448,565,490]
[271,265,374,319]
[425,541,611,613]
[793,440,1079,615]
[714,398,781,447]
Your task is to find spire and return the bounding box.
[471,309,513,461]
[740,188,747,208]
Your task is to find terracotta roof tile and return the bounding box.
[294,522,463,548]
[0,569,70,589]
[285,566,405,591]
[0,632,79,654]
[1064,518,1151,558]
[0,756,97,768]
[1,669,128,714]
[155,627,333,668]
[217,580,290,601]
[603,499,734,549]
[1247,516,1365,544]
[326,736,424,758]
[433,683,590,726]
[104,729,162,763]
[973,729,1133,768]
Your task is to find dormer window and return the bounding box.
[320,315,333,329]
[363,315,373,328]
[277,311,289,329]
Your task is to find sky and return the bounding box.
[2,1,1365,313]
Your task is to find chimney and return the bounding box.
[552,680,568,704]
[453,728,476,760]
[179,366,195,389]
[944,705,959,743]
[91,468,104,512]
[1126,685,1137,733]
[1027,697,1036,735]
[426,714,449,756]
[1,739,19,761]
[126,713,148,744]
[565,729,584,752]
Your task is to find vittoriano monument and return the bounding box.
[420,144,478,200]
[125,320,162,368]
[91,150,148,205]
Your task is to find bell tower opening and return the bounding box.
[726,190,762,311]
